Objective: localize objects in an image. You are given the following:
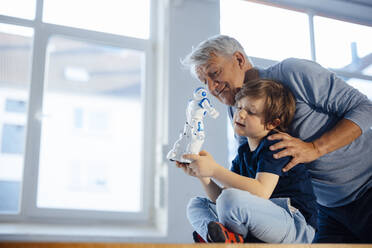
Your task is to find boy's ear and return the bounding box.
[267,118,281,130]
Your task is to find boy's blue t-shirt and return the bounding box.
[231,132,318,229]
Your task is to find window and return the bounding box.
[0,0,158,234]
[220,0,311,61]
[1,124,25,154]
[5,99,27,113]
[43,0,150,39]
[37,37,143,213]
[314,16,372,73]
[0,0,36,20]
[0,23,33,214]
[314,16,372,97]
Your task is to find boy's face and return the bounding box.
[233,96,270,139]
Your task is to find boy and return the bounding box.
[178,79,317,243]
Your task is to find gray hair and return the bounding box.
[181,35,252,79]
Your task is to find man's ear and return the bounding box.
[267,118,281,130]
[233,51,246,69]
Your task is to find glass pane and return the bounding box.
[314,16,372,76]
[0,0,36,20]
[221,0,311,61]
[0,23,33,213]
[347,78,372,100]
[43,0,150,39]
[37,36,144,213]
[1,124,25,154]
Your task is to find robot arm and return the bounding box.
[200,98,219,119]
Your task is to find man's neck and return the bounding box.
[244,68,259,83]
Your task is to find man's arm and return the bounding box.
[268,118,362,171]
[268,59,371,171]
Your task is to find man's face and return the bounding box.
[196,53,246,106]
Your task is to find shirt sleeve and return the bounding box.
[281,58,372,133]
[257,139,291,176]
[230,142,250,174]
[230,153,241,174]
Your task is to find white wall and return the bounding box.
[165,0,227,243]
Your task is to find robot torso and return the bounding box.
[186,99,208,123]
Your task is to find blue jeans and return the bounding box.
[187,188,315,243]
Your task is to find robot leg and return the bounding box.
[167,123,193,163]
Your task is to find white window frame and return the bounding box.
[230,0,372,83]
[0,0,161,227]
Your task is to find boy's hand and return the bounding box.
[175,161,197,177]
[183,150,218,177]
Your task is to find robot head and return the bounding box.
[193,87,207,100]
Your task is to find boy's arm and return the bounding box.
[184,151,279,199]
[176,160,222,202]
[199,177,223,203]
[213,166,279,199]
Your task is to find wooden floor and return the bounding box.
[0,243,371,248]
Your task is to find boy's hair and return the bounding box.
[235,79,296,132]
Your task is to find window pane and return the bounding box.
[221,0,311,61]
[0,23,33,213]
[37,36,144,212]
[347,78,372,100]
[1,124,25,154]
[0,0,36,20]
[5,99,27,113]
[43,0,150,39]
[314,16,372,76]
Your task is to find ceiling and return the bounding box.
[338,0,372,8]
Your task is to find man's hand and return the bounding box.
[268,132,321,172]
[182,150,218,177]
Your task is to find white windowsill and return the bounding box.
[0,222,167,242]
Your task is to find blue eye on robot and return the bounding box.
[167,87,219,163]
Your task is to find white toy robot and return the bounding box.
[167,87,219,163]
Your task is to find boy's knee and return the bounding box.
[187,197,210,212]
[216,188,245,213]
[216,188,257,217]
